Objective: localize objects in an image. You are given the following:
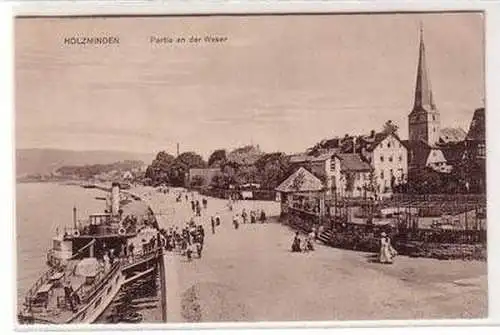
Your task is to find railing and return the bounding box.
[24,267,58,305]
[396,228,487,244]
[75,261,121,305]
[122,247,163,268]
[289,206,320,217]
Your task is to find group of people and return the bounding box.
[162,221,206,261]
[231,208,267,229]
[291,231,315,253]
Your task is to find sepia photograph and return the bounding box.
[14,11,486,326]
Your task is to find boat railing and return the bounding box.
[122,247,163,268]
[75,261,121,305]
[63,224,137,238]
[24,267,59,305]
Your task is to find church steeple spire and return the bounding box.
[408,23,440,146]
[413,23,436,111]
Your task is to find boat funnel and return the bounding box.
[111,182,120,216]
[73,206,77,229]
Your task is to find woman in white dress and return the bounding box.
[379,232,397,264]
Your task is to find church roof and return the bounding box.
[275,167,324,193]
[411,25,436,114]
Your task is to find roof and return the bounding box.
[336,153,372,172]
[439,128,467,143]
[365,132,404,151]
[290,149,337,163]
[411,26,436,113]
[466,107,485,142]
[275,167,324,193]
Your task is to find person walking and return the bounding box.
[260,209,266,224]
[250,210,256,224]
[291,232,301,252]
[242,209,248,224]
[233,214,240,230]
[211,216,216,234]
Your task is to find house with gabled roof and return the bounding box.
[357,131,408,196]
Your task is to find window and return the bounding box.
[330,159,336,171]
[380,171,384,179]
[478,144,486,158]
[399,155,403,162]
[433,115,436,121]
[388,156,393,162]
[390,169,393,176]
[387,142,391,148]
[380,156,384,162]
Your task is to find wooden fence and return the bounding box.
[197,187,276,201]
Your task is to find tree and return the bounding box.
[167,152,207,187]
[255,152,292,189]
[145,151,175,186]
[208,149,227,167]
[382,120,399,135]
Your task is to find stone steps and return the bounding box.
[317,230,333,245]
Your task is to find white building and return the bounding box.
[359,132,408,195]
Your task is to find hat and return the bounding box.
[381,232,387,237]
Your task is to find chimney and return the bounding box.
[111,182,120,217]
[370,130,376,138]
[177,143,180,157]
[73,206,77,229]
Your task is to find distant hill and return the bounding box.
[16,148,155,177]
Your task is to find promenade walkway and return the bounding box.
[131,186,487,322]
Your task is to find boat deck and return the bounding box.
[21,259,116,323]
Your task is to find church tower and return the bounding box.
[408,24,440,145]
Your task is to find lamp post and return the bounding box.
[332,185,337,230]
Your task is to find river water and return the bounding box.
[16,182,163,323]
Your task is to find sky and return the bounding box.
[15,13,484,159]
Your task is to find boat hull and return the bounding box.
[19,251,163,325]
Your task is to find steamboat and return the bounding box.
[18,182,165,324]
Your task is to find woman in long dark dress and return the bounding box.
[291,232,301,252]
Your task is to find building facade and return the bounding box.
[360,133,408,195]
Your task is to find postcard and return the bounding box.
[13,9,487,328]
